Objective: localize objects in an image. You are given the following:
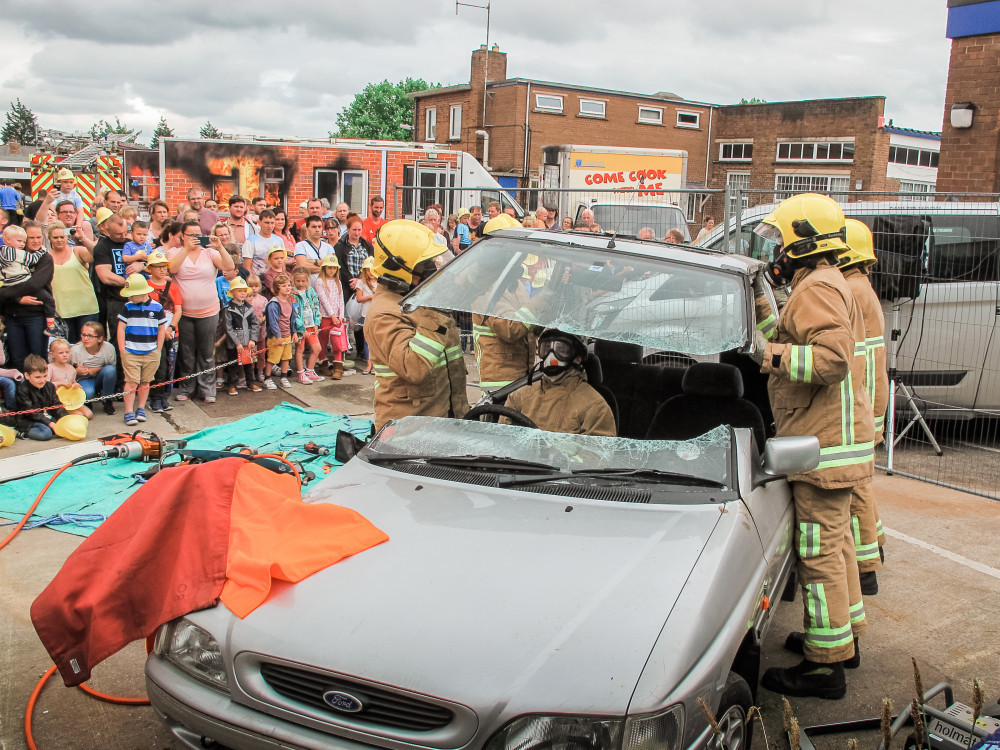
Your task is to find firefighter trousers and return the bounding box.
[792,481,867,663]
[850,481,884,574]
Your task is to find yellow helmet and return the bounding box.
[0,424,15,448]
[53,414,89,441]
[754,193,848,259]
[841,219,877,269]
[371,219,446,284]
[483,213,520,234]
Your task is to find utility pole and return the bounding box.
[456,0,491,127]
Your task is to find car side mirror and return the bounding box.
[754,436,820,486]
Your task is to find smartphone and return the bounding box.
[198,235,210,247]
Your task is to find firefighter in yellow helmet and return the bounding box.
[840,219,888,591]
[472,213,538,395]
[365,220,469,431]
[754,194,874,700]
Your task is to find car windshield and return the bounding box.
[405,236,749,355]
[364,416,732,488]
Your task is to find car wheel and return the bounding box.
[708,672,753,750]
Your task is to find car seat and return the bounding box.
[645,362,766,450]
[593,340,686,439]
[582,353,620,432]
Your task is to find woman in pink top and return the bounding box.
[167,220,236,402]
[273,209,296,253]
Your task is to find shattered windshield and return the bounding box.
[365,416,732,487]
[404,236,748,355]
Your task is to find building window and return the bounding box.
[686,193,707,222]
[777,140,854,162]
[637,106,663,125]
[899,181,935,201]
[720,142,753,161]
[889,145,939,168]
[449,105,462,140]
[676,111,700,128]
[727,172,751,212]
[425,108,437,141]
[579,99,606,118]
[535,94,564,113]
[774,174,850,202]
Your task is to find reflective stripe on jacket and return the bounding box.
[411,307,470,422]
[842,266,889,442]
[472,288,537,389]
[762,262,875,488]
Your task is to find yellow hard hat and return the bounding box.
[0,424,15,448]
[321,254,341,269]
[121,273,155,297]
[53,414,89,441]
[226,277,250,295]
[361,256,374,270]
[371,220,446,284]
[95,207,114,225]
[55,167,75,182]
[841,219,878,269]
[56,384,87,411]
[146,249,170,266]
[483,213,521,234]
[754,193,848,259]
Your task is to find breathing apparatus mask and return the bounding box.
[754,222,794,287]
[537,332,586,377]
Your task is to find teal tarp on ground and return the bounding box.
[0,403,372,538]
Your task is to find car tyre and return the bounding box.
[708,671,754,750]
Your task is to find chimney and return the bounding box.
[470,44,507,87]
[7,140,20,155]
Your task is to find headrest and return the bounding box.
[593,340,643,364]
[582,352,603,386]
[681,362,744,398]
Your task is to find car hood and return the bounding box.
[219,460,723,718]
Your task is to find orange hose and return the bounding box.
[255,453,303,486]
[0,461,75,552]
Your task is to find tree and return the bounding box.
[739,97,767,105]
[89,117,139,142]
[1,99,39,145]
[332,78,439,141]
[150,116,175,149]
[199,121,222,139]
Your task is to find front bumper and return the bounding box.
[146,655,391,750]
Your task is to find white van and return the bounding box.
[700,201,1000,419]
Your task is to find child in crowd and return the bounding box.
[122,219,151,265]
[292,267,324,384]
[222,277,262,395]
[117,274,166,426]
[453,208,472,253]
[15,354,67,440]
[247,274,269,383]
[313,254,347,380]
[119,205,138,229]
[53,169,84,226]
[70,321,117,415]
[263,273,298,390]
[351,257,377,374]
[47,338,93,419]
[145,250,182,412]
[261,247,286,301]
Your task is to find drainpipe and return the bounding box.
[476,130,490,171]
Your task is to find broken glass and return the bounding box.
[404,235,749,355]
[366,416,731,487]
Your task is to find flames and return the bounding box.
[208,156,267,205]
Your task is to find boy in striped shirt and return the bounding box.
[117,274,167,426]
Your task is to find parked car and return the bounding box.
[145,228,817,750]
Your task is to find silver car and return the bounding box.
[145,229,817,750]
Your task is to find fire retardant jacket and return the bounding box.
[842,266,889,442]
[761,261,875,488]
[364,286,467,431]
[473,288,537,390]
[505,368,616,437]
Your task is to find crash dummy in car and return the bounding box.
[503,329,616,436]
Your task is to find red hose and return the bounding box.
[0,461,75,552]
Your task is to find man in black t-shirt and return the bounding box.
[93,215,131,387]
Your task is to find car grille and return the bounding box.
[259,662,454,731]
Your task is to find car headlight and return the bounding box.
[161,618,230,692]
[623,705,684,750]
[484,715,623,750]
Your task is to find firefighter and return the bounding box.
[365,220,468,431]
[841,219,889,590]
[473,213,538,395]
[754,194,875,700]
[504,329,616,436]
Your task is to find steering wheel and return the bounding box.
[463,403,539,429]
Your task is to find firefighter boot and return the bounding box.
[761,659,847,700]
[783,633,860,669]
[859,571,878,596]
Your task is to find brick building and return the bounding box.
[412,47,939,225]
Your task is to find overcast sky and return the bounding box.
[0,0,952,142]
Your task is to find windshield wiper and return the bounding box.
[366,454,561,473]
[500,468,725,489]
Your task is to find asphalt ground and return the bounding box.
[2,357,999,750]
